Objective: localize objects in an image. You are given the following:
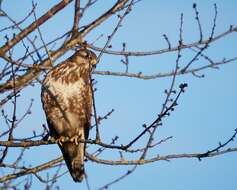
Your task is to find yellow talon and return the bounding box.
[54,135,81,146]
[70,135,79,145]
[56,136,68,146]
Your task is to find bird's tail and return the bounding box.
[60,135,85,182]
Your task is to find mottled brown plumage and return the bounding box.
[41,49,97,182]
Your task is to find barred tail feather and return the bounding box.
[60,137,85,182]
[70,144,85,182]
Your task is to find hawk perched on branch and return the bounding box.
[41,49,97,182]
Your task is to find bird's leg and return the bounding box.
[51,135,82,146]
[70,135,79,145]
[69,134,82,145]
[55,136,70,146]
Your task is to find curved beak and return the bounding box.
[91,58,98,69]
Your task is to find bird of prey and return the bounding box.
[41,48,97,182]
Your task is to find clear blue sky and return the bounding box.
[1,1,237,189]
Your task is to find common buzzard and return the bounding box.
[41,48,97,182]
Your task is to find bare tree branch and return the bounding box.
[0,157,63,183]
[88,25,237,57]
[0,0,73,55]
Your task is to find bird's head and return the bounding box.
[76,48,98,69]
